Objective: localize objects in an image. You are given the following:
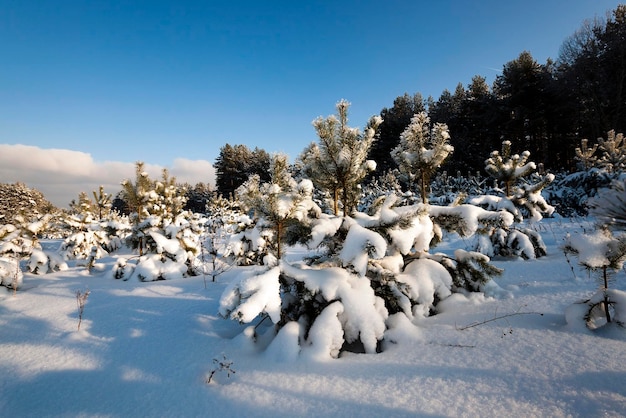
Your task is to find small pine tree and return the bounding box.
[574,138,599,170]
[485,140,535,198]
[299,99,382,216]
[236,154,321,262]
[60,191,110,262]
[92,186,112,221]
[564,226,626,327]
[391,112,453,203]
[469,140,554,259]
[597,130,626,174]
[120,162,153,255]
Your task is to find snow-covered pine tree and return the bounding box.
[568,177,626,328]
[92,185,112,221]
[233,153,321,264]
[220,191,508,358]
[597,130,626,174]
[112,163,208,281]
[391,112,453,203]
[59,191,111,264]
[0,182,57,224]
[544,169,615,217]
[588,178,626,230]
[298,99,382,216]
[564,225,626,328]
[485,140,535,198]
[575,138,599,170]
[468,140,554,259]
[0,213,66,277]
[120,162,154,256]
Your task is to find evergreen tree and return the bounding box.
[0,182,57,223]
[589,178,626,230]
[493,51,555,165]
[368,93,425,176]
[299,99,382,216]
[556,5,626,143]
[485,140,536,198]
[236,154,320,262]
[92,186,112,221]
[470,140,554,259]
[120,162,154,255]
[391,112,453,203]
[214,144,270,198]
[574,138,599,170]
[597,130,626,173]
[60,190,117,264]
[220,192,507,358]
[182,182,213,214]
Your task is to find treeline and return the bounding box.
[370,5,626,176]
[215,5,626,197]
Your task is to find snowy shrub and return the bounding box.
[59,229,111,261]
[0,215,49,258]
[0,256,22,290]
[193,217,235,282]
[111,257,135,280]
[110,217,206,281]
[219,266,282,323]
[133,253,189,281]
[107,162,209,280]
[465,140,554,260]
[27,249,68,275]
[0,214,64,281]
[219,193,504,359]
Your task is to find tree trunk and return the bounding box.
[420,171,428,204]
[276,220,283,259]
[603,266,612,323]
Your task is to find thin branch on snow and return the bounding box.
[456,307,543,331]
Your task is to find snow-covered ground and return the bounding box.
[1,218,626,417]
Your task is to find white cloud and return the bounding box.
[0,144,215,208]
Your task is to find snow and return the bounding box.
[219,266,282,323]
[565,230,621,269]
[2,218,626,417]
[281,262,388,354]
[339,221,387,276]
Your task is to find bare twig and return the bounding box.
[206,354,236,384]
[76,289,91,330]
[456,308,543,331]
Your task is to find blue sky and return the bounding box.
[0,0,622,205]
